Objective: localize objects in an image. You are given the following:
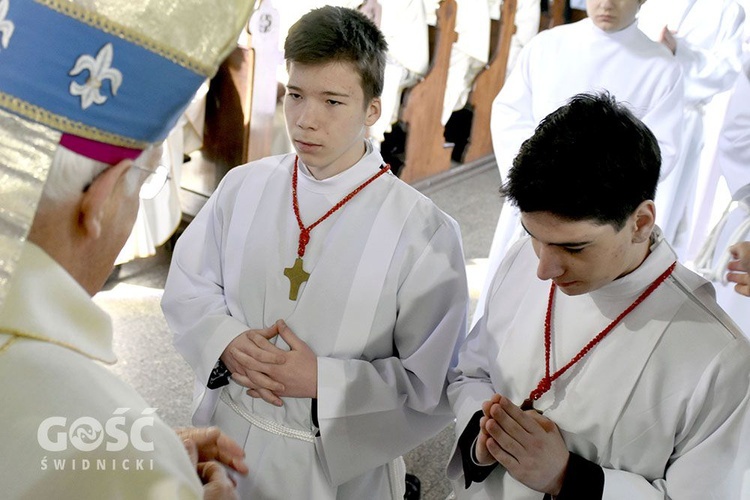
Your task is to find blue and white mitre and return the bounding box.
[0,0,255,306]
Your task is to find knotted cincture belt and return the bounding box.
[220,387,316,443]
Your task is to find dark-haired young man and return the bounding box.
[162,6,468,499]
[447,93,750,499]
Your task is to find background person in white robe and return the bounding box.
[161,7,469,499]
[637,0,746,256]
[692,61,750,335]
[441,0,492,126]
[447,92,750,499]
[0,0,254,497]
[368,0,430,146]
[474,0,684,325]
[684,0,750,263]
[497,0,541,76]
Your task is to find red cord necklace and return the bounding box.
[521,261,677,412]
[283,156,391,300]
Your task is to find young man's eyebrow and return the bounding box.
[321,90,351,98]
[521,221,593,247]
[285,85,350,98]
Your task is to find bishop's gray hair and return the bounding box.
[42,144,157,202]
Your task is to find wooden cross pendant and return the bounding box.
[283,257,310,301]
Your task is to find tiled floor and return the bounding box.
[96,159,503,500]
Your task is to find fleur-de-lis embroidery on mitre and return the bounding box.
[69,43,123,110]
[0,0,15,50]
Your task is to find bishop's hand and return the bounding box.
[221,323,287,407]
[482,395,569,496]
[179,427,246,500]
[175,426,248,477]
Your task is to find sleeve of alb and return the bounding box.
[206,359,231,389]
[458,410,499,488]
[542,452,604,500]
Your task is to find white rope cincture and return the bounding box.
[694,200,735,281]
[388,456,407,500]
[220,388,316,443]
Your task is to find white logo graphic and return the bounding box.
[37,408,156,453]
[0,0,15,50]
[69,42,123,109]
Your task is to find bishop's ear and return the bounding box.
[631,200,656,243]
[79,160,132,240]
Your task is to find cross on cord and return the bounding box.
[283,257,310,300]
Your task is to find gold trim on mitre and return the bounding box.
[0,92,147,150]
[40,0,254,78]
[0,108,60,308]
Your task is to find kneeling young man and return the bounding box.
[448,92,750,499]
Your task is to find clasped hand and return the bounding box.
[659,25,678,55]
[221,320,317,406]
[727,242,750,297]
[474,394,569,496]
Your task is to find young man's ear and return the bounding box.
[365,96,382,127]
[632,200,656,243]
[79,160,132,240]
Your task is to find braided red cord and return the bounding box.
[291,156,391,257]
[527,261,677,403]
